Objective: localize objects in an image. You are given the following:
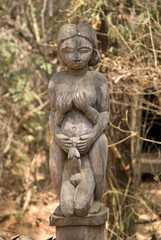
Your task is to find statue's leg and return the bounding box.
[74,155,95,217]
[89,133,108,213]
[49,139,66,199]
[60,159,77,217]
[60,178,76,217]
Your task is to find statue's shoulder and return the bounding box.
[51,70,66,80]
[49,70,66,85]
[91,70,107,84]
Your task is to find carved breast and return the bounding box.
[55,71,96,137]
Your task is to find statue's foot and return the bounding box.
[89,201,101,214]
[54,204,63,216]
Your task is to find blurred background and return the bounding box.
[0,0,161,239]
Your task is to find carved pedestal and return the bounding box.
[49,207,109,240]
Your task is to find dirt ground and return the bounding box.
[0,181,58,240]
[0,155,58,240]
[135,181,161,240]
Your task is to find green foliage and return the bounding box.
[12,146,29,163]
[68,0,161,65]
[108,26,117,43]
[0,30,49,170]
[22,135,35,143]
[40,62,53,75]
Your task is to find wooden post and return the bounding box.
[49,208,109,240]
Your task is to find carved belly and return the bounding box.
[61,109,93,137]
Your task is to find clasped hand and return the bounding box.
[77,132,95,155]
[56,134,73,153]
[56,132,95,155]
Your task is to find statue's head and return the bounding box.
[57,23,100,68]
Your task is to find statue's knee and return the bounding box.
[74,199,89,217]
[75,207,88,217]
[61,204,75,217]
[62,210,75,217]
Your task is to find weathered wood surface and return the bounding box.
[48,23,110,218]
[50,208,109,240]
[56,224,106,240]
[50,207,109,226]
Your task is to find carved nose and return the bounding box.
[72,52,80,62]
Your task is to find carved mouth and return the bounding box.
[72,61,82,67]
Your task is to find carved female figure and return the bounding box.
[49,23,109,217]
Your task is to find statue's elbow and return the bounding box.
[102,111,109,126]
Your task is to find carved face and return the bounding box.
[60,36,93,70]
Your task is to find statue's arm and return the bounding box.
[92,73,110,139]
[77,73,109,154]
[49,110,61,137]
[73,74,109,125]
[73,91,99,125]
[81,105,99,125]
[80,73,110,135]
[48,75,72,153]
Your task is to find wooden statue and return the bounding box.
[48,23,110,218]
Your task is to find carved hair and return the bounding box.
[57,23,100,66]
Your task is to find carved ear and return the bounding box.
[89,49,100,66]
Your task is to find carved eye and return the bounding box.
[78,48,91,54]
[62,48,74,53]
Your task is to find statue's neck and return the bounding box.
[67,66,89,76]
